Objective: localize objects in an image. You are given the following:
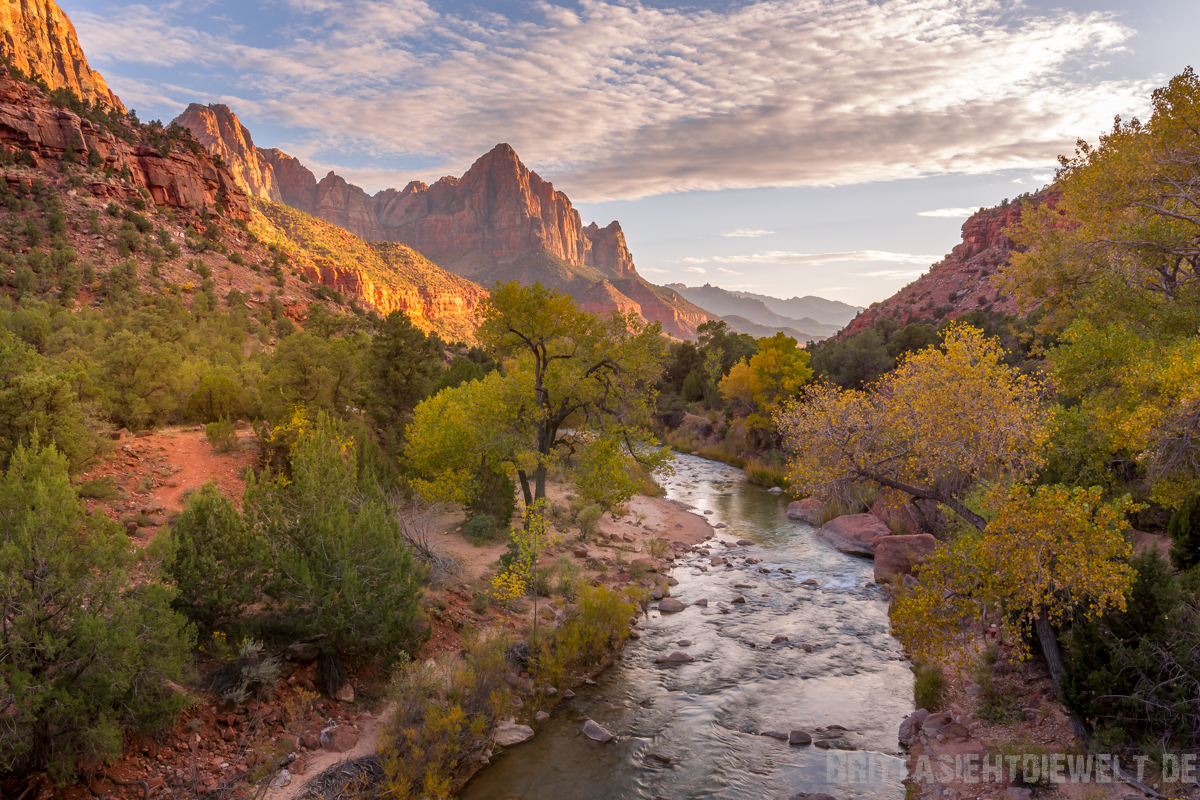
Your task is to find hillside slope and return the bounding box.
[251,198,487,342]
[840,190,1054,336]
[730,290,861,328]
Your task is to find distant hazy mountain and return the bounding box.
[729,290,862,327]
[665,283,848,337]
[719,315,830,343]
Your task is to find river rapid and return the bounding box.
[461,454,914,800]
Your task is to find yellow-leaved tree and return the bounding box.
[777,325,1134,729]
[406,281,673,513]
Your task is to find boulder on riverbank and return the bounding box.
[873,534,938,582]
[785,497,825,525]
[815,514,890,556]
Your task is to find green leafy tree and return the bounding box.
[0,441,192,784]
[247,410,426,656]
[185,371,245,423]
[1168,495,1200,571]
[97,329,182,428]
[412,282,671,510]
[365,310,443,428]
[0,327,93,470]
[166,482,268,628]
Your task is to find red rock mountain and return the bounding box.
[0,0,124,110]
[0,65,248,218]
[172,115,716,337]
[172,104,281,202]
[841,190,1055,336]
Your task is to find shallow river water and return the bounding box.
[461,455,914,800]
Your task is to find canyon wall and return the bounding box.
[172,104,281,202]
[0,0,124,110]
[0,67,248,219]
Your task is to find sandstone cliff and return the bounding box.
[0,0,123,110]
[171,114,716,337]
[841,191,1055,336]
[251,198,488,341]
[0,65,248,219]
[171,104,281,201]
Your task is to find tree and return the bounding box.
[166,482,268,628]
[746,332,811,412]
[246,410,426,657]
[719,359,757,413]
[0,440,192,783]
[809,328,893,388]
[364,310,443,428]
[778,324,1046,528]
[469,281,670,507]
[1168,495,1200,572]
[97,329,182,428]
[0,327,93,470]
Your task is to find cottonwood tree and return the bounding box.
[406,281,671,512]
[778,325,1134,729]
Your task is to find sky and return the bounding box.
[63,0,1199,307]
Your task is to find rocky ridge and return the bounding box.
[173,104,282,202]
[0,66,248,219]
[0,0,124,110]
[841,191,1055,336]
[170,108,716,337]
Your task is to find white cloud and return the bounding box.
[917,207,981,218]
[717,268,742,275]
[639,267,668,273]
[684,250,939,265]
[75,0,1152,200]
[684,266,707,274]
[862,269,929,280]
[722,229,774,238]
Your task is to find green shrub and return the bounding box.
[467,465,516,527]
[380,632,512,799]
[76,474,122,500]
[246,411,427,656]
[1169,495,1200,571]
[205,418,239,453]
[0,441,192,784]
[531,583,637,689]
[166,481,268,628]
[200,636,280,704]
[744,459,789,490]
[187,372,245,423]
[913,661,946,711]
[462,514,501,545]
[576,503,602,539]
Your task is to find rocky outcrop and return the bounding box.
[259,148,317,214]
[315,171,384,241]
[814,514,890,556]
[873,534,938,583]
[0,0,124,110]
[785,498,825,525]
[171,104,280,201]
[841,190,1056,336]
[0,67,248,219]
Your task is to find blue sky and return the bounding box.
[64,0,1198,306]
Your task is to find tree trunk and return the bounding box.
[517,470,533,508]
[1034,608,1091,741]
[534,463,547,505]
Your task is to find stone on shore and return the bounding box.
[815,514,891,556]
[785,498,825,524]
[494,720,535,747]
[873,534,938,582]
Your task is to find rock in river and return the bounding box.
[582,719,614,742]
[659,598,687,613]
[494,720,535,747]
[815,514,890,556]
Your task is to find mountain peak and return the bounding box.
[171,103,281,201]
[0,0,124,110]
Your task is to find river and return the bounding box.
[461,454,914,800]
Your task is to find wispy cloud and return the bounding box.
[685,266,707,274]
[75,0,1151,200]
[862,269,929,280]
[717,268,742,275]
[722,229,774,238]
[639,267,668,273]
[917,207,980,218]
[682,250,939,265]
